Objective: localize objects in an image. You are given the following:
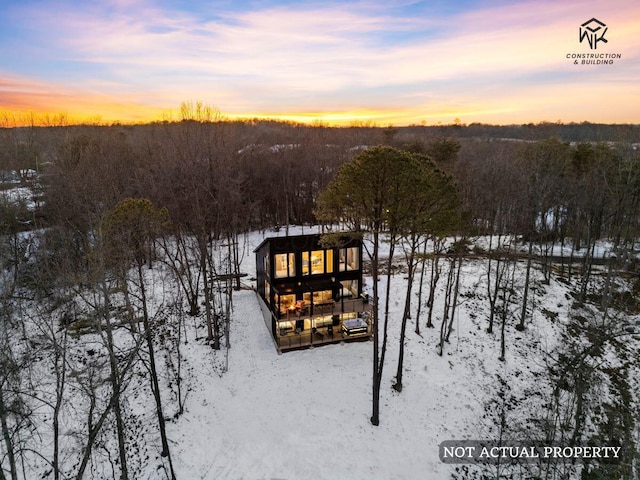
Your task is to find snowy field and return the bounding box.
[159,227,580,480]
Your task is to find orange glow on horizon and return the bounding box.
[0,106,420,127]
[0,105,527,128]
[2,96,638,128]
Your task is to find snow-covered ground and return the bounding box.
[8,226,637,480]
[0,184,40,211]
[160,227,583,480]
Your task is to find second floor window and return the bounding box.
[274,253,295,278]
[312,250,324,274]
[339,247,359,271]
[302,249,334,275]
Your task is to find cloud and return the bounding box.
[0,73,166,124]
[2,0,639,124]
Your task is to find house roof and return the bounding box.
[253,233,321,254]
[253,231,362,253]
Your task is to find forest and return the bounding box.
[1,113,639,479]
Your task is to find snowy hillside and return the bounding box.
[157,227,635,480]
[5,226,638,480]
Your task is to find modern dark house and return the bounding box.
[255,233,372,352]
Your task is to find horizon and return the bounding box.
[1,0,639,127]
[2,111,640,129]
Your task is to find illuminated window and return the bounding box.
[325,249,333,273]
[339,279,358,298]
[274,254,287,278]
[311,250,324,274]
[288,253,295,276]
[279,294,296,315]
[302,252,310,275]
[302,249,333,275]
[339,247,359,271]
[312,290,333,305]
[274,253,295,278]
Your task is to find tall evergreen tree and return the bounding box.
[316,145,421,425]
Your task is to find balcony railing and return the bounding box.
[277,296,371,321]
[276,314,372,351]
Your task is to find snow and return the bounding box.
[172,290,456,479]
[0,185,40,211]
[6,226,637,480]
[162,227,579,480]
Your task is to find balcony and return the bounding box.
[271,296,372,352]
[275,313,372,352]
[277,296,371,321]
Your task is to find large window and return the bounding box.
[274,253,295,278]
[325,249,334,273]
[302,249,333,275]
[339,279,358,298]
[311,290,333,305]
[339,247,359,271]
[311,250,324,274]
[277,293,296,316]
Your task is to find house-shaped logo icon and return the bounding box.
[580,18,608,50]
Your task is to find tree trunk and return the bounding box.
[579,238,596,304]
[498,259,515,362]
[0,383,18,480]
[517,240,533,331]
[370,229,381,426]
[426,252,440,329]
[176,303,185,415]
[487,236,503,335]
[52,326,68,480]
[100,280,129,480]
[137,262,176,480]
[600,250,616,324]
[438,255,455,355]
[199,234,219,348]
[393,234,418,393]
[445,254,462,343]
[231,232,242,291]
[161,234,200,316]
[498,289,507,362]
[570,377,585,447]
[414,240,429,335]
[372,234,396,424]
[75,389,112,480]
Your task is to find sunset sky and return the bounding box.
[1,0,638,126]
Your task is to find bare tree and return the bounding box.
[103,198,176,479]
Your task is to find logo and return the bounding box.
[580,18,607,50]
[565,17,621,65]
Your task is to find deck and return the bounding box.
[276,320,372,351]
[279,296,371,321]
[275,297,373,352]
